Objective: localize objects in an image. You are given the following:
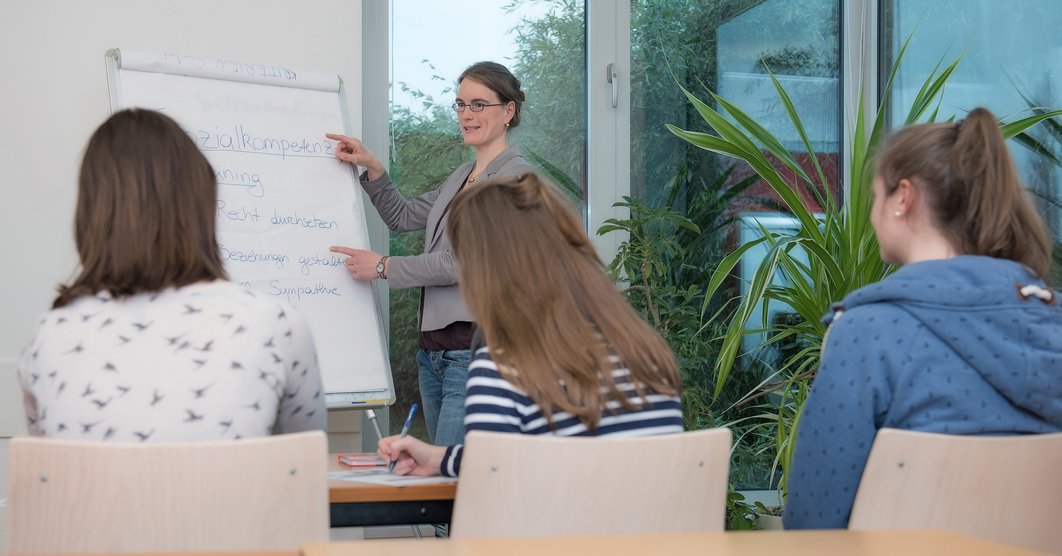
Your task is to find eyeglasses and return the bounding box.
[452,101,505,113]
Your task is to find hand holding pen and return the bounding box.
[389,403,418,472]
[376,403,449,476]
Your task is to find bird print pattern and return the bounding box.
[17,281,326,441]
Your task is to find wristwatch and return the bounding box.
[375,256,389,279]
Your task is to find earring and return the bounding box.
[505,122,510,128]
[894,210,903,217]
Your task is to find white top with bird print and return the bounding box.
[18,281,325,442]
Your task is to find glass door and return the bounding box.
[385,0,588,433]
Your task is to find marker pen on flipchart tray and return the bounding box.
[366,408,385,441]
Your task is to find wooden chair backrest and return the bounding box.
[450,428,731,538]
[5,430,329,553]
[850,428,1062,554]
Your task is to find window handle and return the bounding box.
[606,63,619,109]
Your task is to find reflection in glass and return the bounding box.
[627,0,841,489]
[386,0,586,435]
[883,0,1062,248]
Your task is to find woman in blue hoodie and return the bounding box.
[783,107,1062,529]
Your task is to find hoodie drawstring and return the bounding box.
[1017,284,1056,304]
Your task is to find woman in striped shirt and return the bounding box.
[378,173,683,477]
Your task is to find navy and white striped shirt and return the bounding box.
[440,347,683,476]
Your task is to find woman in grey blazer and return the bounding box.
[327,62,533,446]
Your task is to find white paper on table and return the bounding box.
[328,469,458,487]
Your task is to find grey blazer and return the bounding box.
[360,146,534,332]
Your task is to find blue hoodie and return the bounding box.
[783,256,1062,530]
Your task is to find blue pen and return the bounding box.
[389,403,418,473]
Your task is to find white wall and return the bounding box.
[0,1,364,541]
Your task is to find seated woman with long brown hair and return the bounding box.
[18,109,325,441]
[378,173,684,476]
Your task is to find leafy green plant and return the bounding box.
[596,169,781,526]
[523,149,583,202]
[1011,88,1062,284]
[598,169,757,428]
[598,194,716,431]
[725,489,758,530]
[666,34,1062,498]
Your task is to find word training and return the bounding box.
[215,166,265,197]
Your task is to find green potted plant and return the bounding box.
[597,171,777,530]
[598,169,758,431]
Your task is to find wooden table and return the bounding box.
[17,553,298,556]
[328,455,457,528]
[24,530,1045,556]
[303,529,1049,556]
